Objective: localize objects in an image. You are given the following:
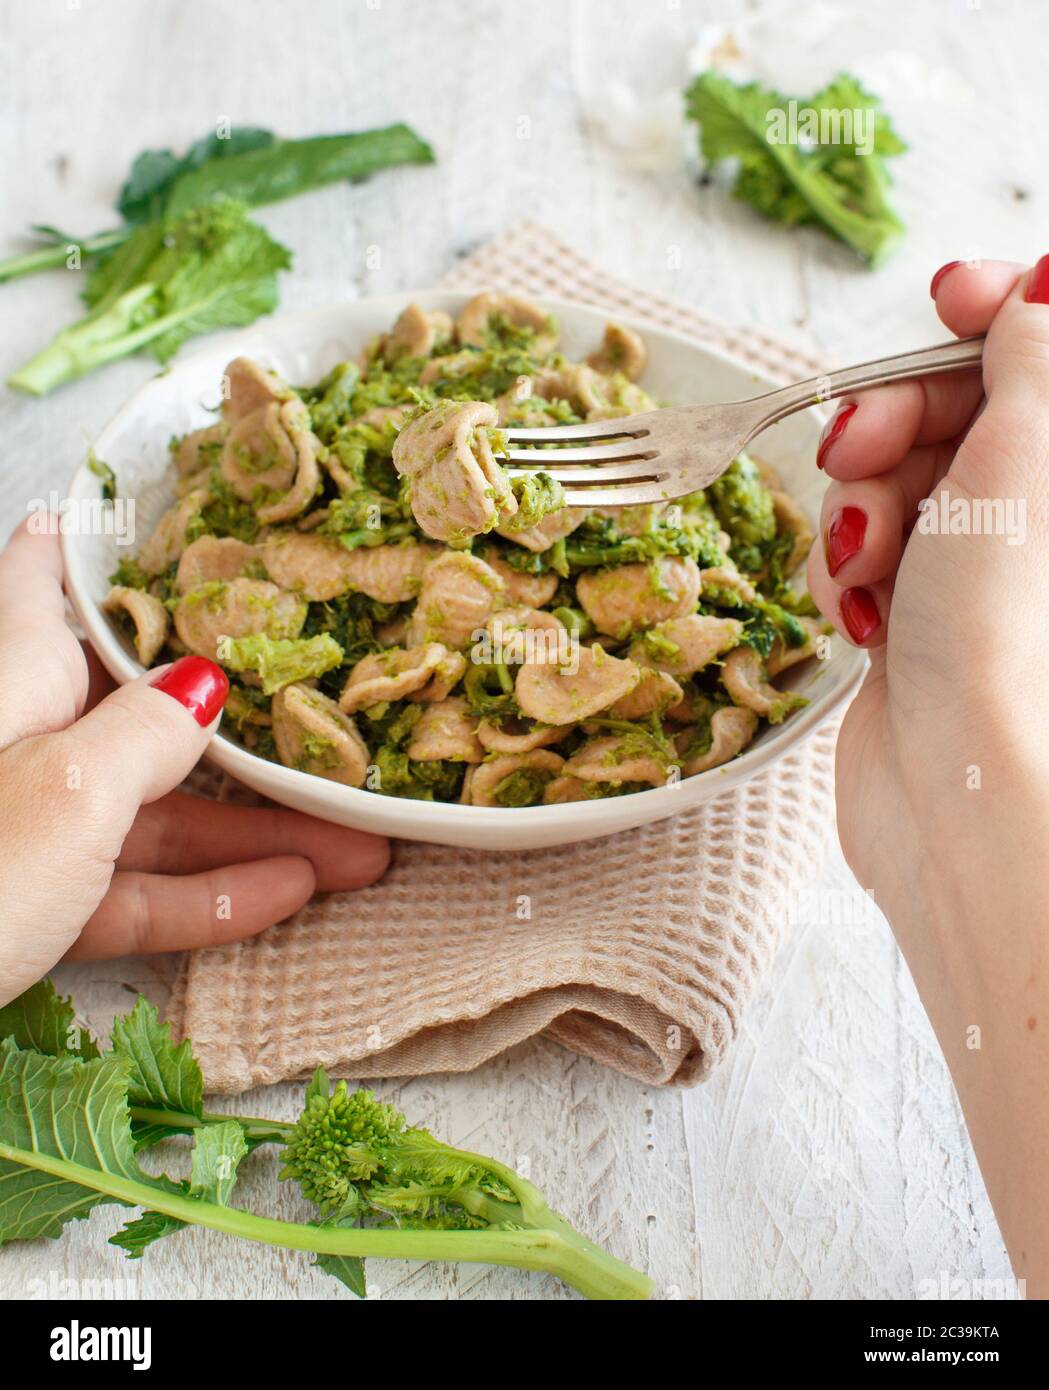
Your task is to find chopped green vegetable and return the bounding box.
[369,744,465,801]
[492,767,551,807]
[708,454,777,570]
[507,471,566,531]
[189,469,262,544]
[218,632,345,696]
[302,360,361,443]
[737,606,782,659]
[463,660,518,717]
[551,605,595,639]
[565,502,724,571]
[684,70,906,266]
[302,592,396,688]
[86,449,116,501]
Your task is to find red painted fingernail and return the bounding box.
[816,402,857,470]
[1025,254,1049,304]
[150,655,228,727]
[825,505,868,578]
[929,260,962,299]
[840,587,881,644]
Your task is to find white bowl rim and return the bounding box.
[62,289,865,842]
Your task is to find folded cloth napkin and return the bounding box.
[167,222,843,1093]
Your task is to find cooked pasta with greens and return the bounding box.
[103,292,825,807]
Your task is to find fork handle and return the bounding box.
[749,335,985,430]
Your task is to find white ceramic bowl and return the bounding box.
[63,290,865,849]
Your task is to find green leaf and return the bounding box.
[110,1119,248,1257]
[108,1207,188,1256]
[118,126,276,223]
[0,1040,166,1244]
[190,1121,249,1206]
[128,1122,187,1152]
[87,448,117,502]
[0,979,99,1060]
[145,205,291,363]
[166,124,435,218]
[108,997,204,1119]
[313,1221,368,1298]
[305,1067,331,1104]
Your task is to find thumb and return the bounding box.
[0,656,229,998]
[957,255,1049,503]
[60,654,228,817]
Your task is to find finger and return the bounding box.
[0,520,89,752]
[815,259,1026,483]
[815,376,983,482]
[818,443,952,589]
[53,656,229,852]
[65,855,318,960]
[931,258,1027,337]
[118,791,391,890]
[35,653,229,878]
[808,548,893,650]
[951,255,1049,501]
[0,655,229,995]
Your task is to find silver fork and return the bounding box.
[500,335,985,505]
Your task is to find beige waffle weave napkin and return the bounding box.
[167,222,843,1093]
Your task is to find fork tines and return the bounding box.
[499,419,670,504]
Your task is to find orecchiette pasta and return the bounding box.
[176,536,259,593]
[103,292,823,807]
[102,586,170,666]
[393,399,515,543]
[339,644,450,714]
[271,684,370,787]
[174,578,306,664]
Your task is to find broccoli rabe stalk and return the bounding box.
[0,227,129,285]
[0,983,652,1301]
[278,1073,652,1299]
[7,201,290,396]
[218,632,344,696]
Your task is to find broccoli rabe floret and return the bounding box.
[218,632,344,696]
[272,1070,653,1296]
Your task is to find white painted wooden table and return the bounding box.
[1,0,1041,1301]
